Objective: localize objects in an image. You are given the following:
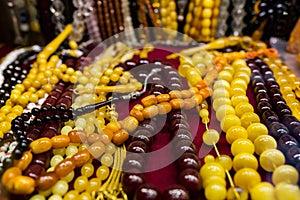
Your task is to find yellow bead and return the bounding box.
[216,105,235,121]
[15,84,25,92]
[200,162,226,180]
[234,72,250,84]
[29,93,39,103]
[201,18,211,27]
[275,183,300,200]
[272,165,299,185]
[201,28,211,37]
[63,190,79,200]
[202,0,214,8]
[254,135,277,155]
[96,165,110,180]
[246,123,268,142]
[81,163,94,178]
[205,184,227,200]
[204,155,215,163]
[232,59,247,70]
[259,149,285,172]
[250,182,275,200]
[0,131,3,139]
[213,97,232,110]
[86,178,101,193]
[234,168,261,191]
[216,154,233,170]
[231,138,255,156]
[6,113,17,122]
[233,152,258,171]
[230,87,246,97]
[240,112,260,128]
[202,8,212,18]
[226,125,248,144]
[69,40,78,50]
[203,176,226,188]
[227,187,249,200]
[74,176,88,192]
[79,192,92,200]
[221,115,241,132]
[203,129,220,145]
[0,121,11,133]
[0,105,12,114]
[213,80,231,91]
[213,88,230,99]
[218,71,233,83]
[235,103,254,118]
[199,109,209,118]
[50,75,59,84]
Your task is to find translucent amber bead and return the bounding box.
[231,78,248,90]
[203,129,220,145]
[254,135,277,155]
[240,112,260,128]
[234,168,261,191]
[216,155,232,170]
[216,105,235,121]
[62,170,74,183]
[272,165,299,185]
[86,178,101,193]
[30,194,46,200]
[218,71,233,83]
[200,162,226,180]
[250,182,275,200]
[74,175,88,192]
[79,192,92,200]
[205,183,227,200]
[246,123,268,142]
[81,163,94,178]
[233,152,258,171]
[63,190,79,200]
[213,88,230,99]
[221,115,241,132]
[48,194,63,200]
[213,80,231,91]
[275,183,300,200]
[213,97,231,110]
[259,149,285,172]
[226,126,248,144]
[231,138,255,156]
[50,155,64,167]
[96,165,110,180]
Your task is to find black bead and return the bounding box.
[19,141,29,151]
[3,157,13,168]
[21,112,31,121]
[43,116,52,123]
[52,114,61,121]
[41,106,49,113]
[31,108,40,116]
[33,118,42,125]
[58,105,67,112]
[12,148,23,159]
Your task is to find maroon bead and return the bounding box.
[127,141,150,153]
[257,101,272,114]
[139,119,157,133]
[282,115,300,132]
[170,120,190,133]
[123,153,145,172]
[287,147,300,165]
[134,184,162,200]
[262,110,279,126]
[175,140,196,154]
[178,168,202,194]
[24,164,45,179]
[122,173,145,195]
[163,185,190,200]
[125,60,137,70]
[253,85,267,95]
[256,93,270,103]
[49,91,61,100]
[32,153,50,168]
[292,126,300,143]
[40,129,56,138]
[177,153,201,171]
[138,59,150,65]
[278,135,299,152]
[269,122,289,139]
[173,129,193,142]
[132,129,153,145]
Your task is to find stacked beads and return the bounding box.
[230,0,246,36]
[160,0,178,38]
[215,0,230,38]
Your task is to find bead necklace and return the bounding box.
[84,0,102,43]
[120,0,137,44]
[230,0,246,36]
[247,58,300,172]
[215,0,230,38]
[50,0,66,34]
[160,0,178,33]
[96,0,107,40]
[263,57,300,120]
[113,0,125,34]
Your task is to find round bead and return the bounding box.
[272,165,299,185]
[216,105,235,121]
[74,175,88,192]
[63,190,79,200]
[134,184,162,200]
[218,71,233,83]
[213,97,231,110]
[203,176,226,188]
[204,155,215,163]
[205,184,227,200]
[226,126,248,144]
[226,187,249,200]
[216,154,232,170]
[221,115,241,132]
[202,129,220,145]
[96,165,110,180]
[29,194,46,200]
[52,180,68,196]
[231,95,249,107]
[275,183,300,200]
[250,182,275,200]
[231,138,255,156]
[81,163,94,178]
[240,112,260,128]
[235,103,254,118]
[254,135,277,155]
[200,162,226,180]
[233,152,258,171]
[247,123,268,142]
[259,149,285,172]
[234,168,261,191]
[213,88,230,99]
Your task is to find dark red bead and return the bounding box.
[177,152,201,171]
[278,135,299,152]
[127,141,149,153]
[178,168,202,194]
[122,173,145,196]
[134,184,162,200]
[24,164,45,179]
[163,185,190,200]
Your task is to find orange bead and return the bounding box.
[142,105,159,118]
[72,150,91,167]
[30,137,52,154]
[1,167,22,189]
[51,135,70,149]
[103,127,114,141]
[199,87,211,99]
[112,129,129,145]
[105,121,121,133]
[169,90,182,99]
[15,151,33,171]
[130,109,144,121]
[141,95,157,107]
[192,94,204,105]
[170,98,184,110]
[183,98,196,110]
[9,176,35,194]
[54,158,76,178]
[36,172,59,190]
[156,94,170,103]
[194,80,207,89]
[181,90,193,99]
[68,130,87,143]
[157,102,172,114]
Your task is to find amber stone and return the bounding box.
[163,185,190,200]
[134,184,162,200]
[122,173,145,196]
[24,164,45,179]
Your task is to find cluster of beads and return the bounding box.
[215,0,230,38]
[230,0,246,36]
